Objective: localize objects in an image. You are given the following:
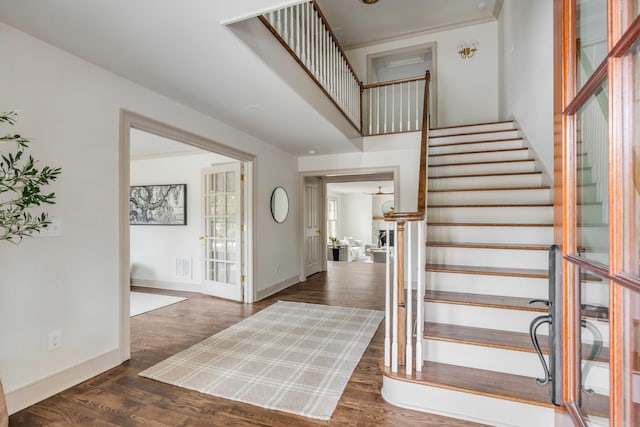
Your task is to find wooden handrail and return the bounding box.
[418,70,431,213]
[383,70,430,373]
[362,75,427,90]
[311,0,362,91]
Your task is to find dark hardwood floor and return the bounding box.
[9,262,483,426]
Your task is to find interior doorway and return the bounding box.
[119,110,255,361]
[298,169,398,281]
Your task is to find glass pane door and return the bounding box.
[202,163,242,301]
[578,268,611,424]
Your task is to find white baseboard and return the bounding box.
[255,276,298,301]
[6,349,121,415]
[131,278,203,294]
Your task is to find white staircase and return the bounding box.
[383,121,563,426]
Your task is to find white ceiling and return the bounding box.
[317,0,500,49]
[0,0,500,157]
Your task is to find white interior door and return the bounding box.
[202,162,243,301]
[304,177,322,277]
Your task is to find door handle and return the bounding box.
[529,314,552,386]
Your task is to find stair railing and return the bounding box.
[259,1,362,131]
[384,71,430,374]
[362,75,428,136]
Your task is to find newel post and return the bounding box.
[395,219,406,367]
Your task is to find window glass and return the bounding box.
[622,41,640,275]
[577,0,608,89]
[578,268,610,424]
[576,81,609,266]
[626,289,640,426]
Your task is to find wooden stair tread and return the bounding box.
[424,322,547,353]
[429,140,522,148]
[429,171,541,179]
[429,159,533,167]
[383,361,554,408]
[429,186,550,193]
[430,120,514,131]
[430,128,518,138]
[423,322,611,363]
[426,263,548,278]
[424,290,548,312]
[427,222,553,227]
[429,203,553,208]
[429,147,528,157]
[427,242,548,250]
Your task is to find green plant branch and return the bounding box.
[0,111,60,244]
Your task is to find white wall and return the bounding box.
[130,152,232,292]
[299,146,419,213]
[347,21,500,128]
[0,22,298,412]
[498,0,554,178]
[338,193,373,245]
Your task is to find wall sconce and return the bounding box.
[457,40,479,59]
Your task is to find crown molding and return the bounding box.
[343,16,497,51]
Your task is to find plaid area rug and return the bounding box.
[139,301,383,420]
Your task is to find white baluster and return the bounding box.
[290,6,295,46]
[268,11,275,26]
[300,3,310,64]
[295,5,300,56]
[399,82,403,132]
[391,84,395,133]
[391,221,398,373]
[415,81,419,130]
[384,85,388,134]
[416,220,424,372]
[384,219,391,367]
[283,6,288,44]
[376,86,380,135]
[368,88,373,135]
[407,82,411,131]
[406,222,413,375]
[305,2,310,67]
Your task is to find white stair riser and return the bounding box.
[430,149,530,165]
[428,188,551,204]
[429,139,524,155]
[382,376,556,427]
[427,206,553,223]
[429,160,535,177]
[424,302,549,335]
[427,225,554,245]
[423,340,547,378]
[426,272,549,299]
[427,247,548,270]
[429,122,516,137]
[430,130,521,145]
[428,174,543,190]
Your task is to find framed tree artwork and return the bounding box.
[129,184,187,225]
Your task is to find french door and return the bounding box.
[201,162,243,301]
[558,0,640,424]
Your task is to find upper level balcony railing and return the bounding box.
[260,1,432,138]
[260,1,362,131]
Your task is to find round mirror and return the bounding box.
[270,187,289,223]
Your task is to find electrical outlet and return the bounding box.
[48,330,62,351]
